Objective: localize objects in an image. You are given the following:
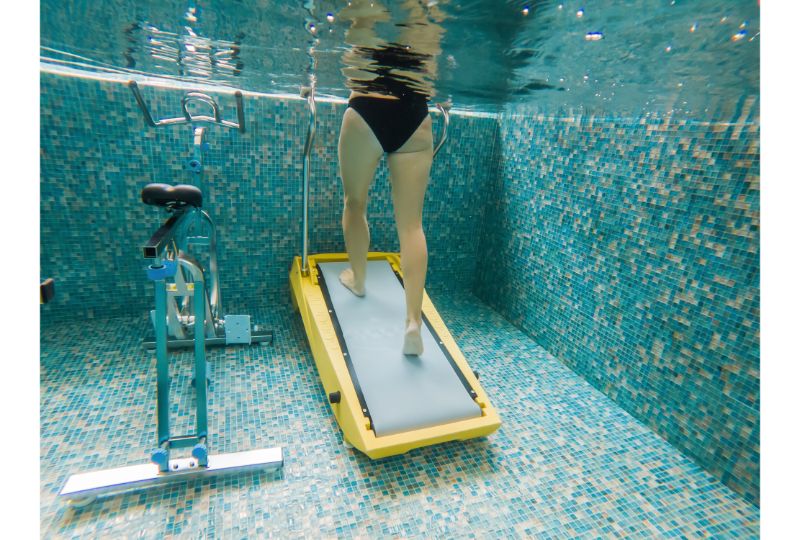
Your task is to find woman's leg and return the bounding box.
[387,115,433,355]
[338,107,384,296]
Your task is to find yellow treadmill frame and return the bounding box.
[289,251,501,458]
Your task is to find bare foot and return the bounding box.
[339,267,365,297]
[403,318,424,356]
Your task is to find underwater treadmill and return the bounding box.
[290,252,501,458]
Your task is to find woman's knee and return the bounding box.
[344,195,367,214]
[397,223,425,243]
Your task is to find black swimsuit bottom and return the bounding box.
[349,95,430,153]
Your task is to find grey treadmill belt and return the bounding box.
[317,260,481,437]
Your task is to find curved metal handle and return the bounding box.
[433,102,451,159]
[181,92,221,123]
[129,81,157,127]
[129,80,246,133]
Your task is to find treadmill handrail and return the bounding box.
[432,102,451,159]
[300,85,316,276]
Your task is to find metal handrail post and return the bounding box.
[300,85,317,276]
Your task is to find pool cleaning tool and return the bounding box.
[290,88,500,458]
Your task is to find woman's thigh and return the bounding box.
[338,108,383,204]
[386,145,433,233]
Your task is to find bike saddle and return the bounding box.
[141,183,203,209]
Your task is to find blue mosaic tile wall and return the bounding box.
[40,69,760,513]
[40,72,499,324]
[474,106,760,504]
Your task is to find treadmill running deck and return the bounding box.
[317,261,482,437]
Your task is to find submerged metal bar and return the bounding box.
[181,92,220,123]
[59,448,283,503]
[235,91,245,132]
[154,278,170,447]
[142,212,187,259]
[300,85,317,276]
[129,81,158,127]
[200,209,222,320]
[433,102,451,159]
[142,330,273,350]
[193,279,208,439]
[128,80,246,132]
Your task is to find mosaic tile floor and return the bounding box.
[40,289,759,538]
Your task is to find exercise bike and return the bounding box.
[58,83,283,506]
